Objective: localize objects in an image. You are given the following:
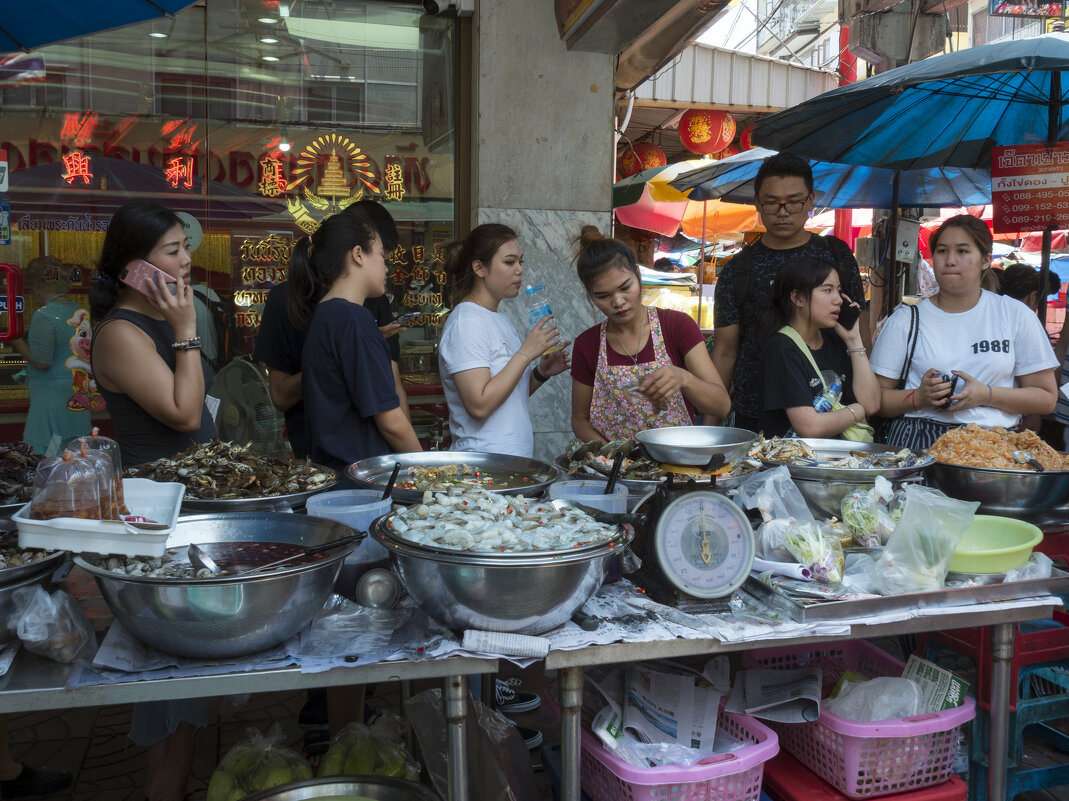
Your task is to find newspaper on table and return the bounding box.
[621,664,722,750]
[726,667,822,723]
[902,654,970,712]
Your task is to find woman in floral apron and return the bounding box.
[570,227,730,443]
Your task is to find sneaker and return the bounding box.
[495,678,541,713]
[501,715,544,750]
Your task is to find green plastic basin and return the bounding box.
[948,515,1043,575]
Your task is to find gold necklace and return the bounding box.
[612,318,647,366]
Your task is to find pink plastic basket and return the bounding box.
[742,641,975,800]
[544,687,780,801]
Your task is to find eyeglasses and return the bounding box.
[758,200,807,215]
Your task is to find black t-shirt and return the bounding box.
[714,234,866,424]
[759,328,856,438]
[302,299,400,479]
[253,284,400,459]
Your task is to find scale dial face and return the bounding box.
[653,491,755,599]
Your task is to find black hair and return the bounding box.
[754,151,814,197]
[997,263,1040,303]
[442,223,518,306]
[91,202,182,324]
[286,203,394,330]
[653,257,676,273]
[347,199,399,252]
[760,256,842,341]
[573,225,639,291]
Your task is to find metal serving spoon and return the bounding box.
[187,542,223,574]
[190,536,364,577]
[1013,450,1045,472]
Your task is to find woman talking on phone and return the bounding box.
[90,202,215,467]
[89,201,216,801]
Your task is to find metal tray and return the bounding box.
[348,451,562,505]
[180,478,338,513]
[553,455,665,492]
[743,567,1069,623]
[760,438,933,482]
[0,522,66,586]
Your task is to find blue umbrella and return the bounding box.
[670,148,992,209]
[0,0,196,54]
[749,33,1069,170]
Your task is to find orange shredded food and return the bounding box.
[927,423,1069,470]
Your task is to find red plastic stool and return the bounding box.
[914,610,1069,713]
[1036,525,1069,565]
[763,750,966,801]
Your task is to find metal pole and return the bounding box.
[988,623,1015,801]
[559,666,585,801]
[444,675,468,801]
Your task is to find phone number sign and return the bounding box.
[991,143,1069,233]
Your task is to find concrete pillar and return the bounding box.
[471,2,616,460]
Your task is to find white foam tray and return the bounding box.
[14,478,186,557]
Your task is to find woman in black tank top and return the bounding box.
[89,202,216,801]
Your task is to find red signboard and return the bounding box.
[991,142,1069,233]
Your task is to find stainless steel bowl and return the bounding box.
[0,568,56,646]
[348,451,562,505]
[179,477,338,513]
[635,426,757,467]
[928,462,1069,514]
[793,476,920,520]
[243,776,439,801]
[371,514,633,635]
[73,513,357,658]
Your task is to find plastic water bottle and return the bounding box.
[524,284,564,353]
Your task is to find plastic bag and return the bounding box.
[318,713,420,780]
[736,466,813,523]
[613,732,741,768]
[28,450,103,520]
[406,688,538,801]
[68,427,128,516]
[757,518,844,583]
[875,485,978,594]
[1004,552,1054,582]
[77,443,120,520]
[823,677,924,721]
[15,587,96,663]
[206,724,313,801]
[841,476,896,548]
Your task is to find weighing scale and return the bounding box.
[631,469,757,612]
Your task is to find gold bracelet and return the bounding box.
[516,349,533,363]
[845,404,859,423]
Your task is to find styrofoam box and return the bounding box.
[13,478,186,557]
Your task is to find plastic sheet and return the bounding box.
[823,677,925,722]
[319,712,420,780]
[14,587,96,663]
[1004,552,1054,582]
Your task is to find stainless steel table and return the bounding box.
[546,603,1057,801]
[0,647,497,801]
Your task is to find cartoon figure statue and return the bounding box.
[65,309,106,412]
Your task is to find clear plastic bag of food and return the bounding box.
[318,713,420,780]
[206,724,313,801]
[876,485,978,594]
[756,518,844,583]
[68,427,128,516]
[841,476,896,548]
[77,443,120,521]
[14,587,97,663]
[28,450,103,520]
[736,466,813,523]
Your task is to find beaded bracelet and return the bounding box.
[172,336,202,351]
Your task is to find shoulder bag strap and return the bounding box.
[895,304,920,390]
[777,325,828,394]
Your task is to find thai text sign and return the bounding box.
[991,143,1069,233]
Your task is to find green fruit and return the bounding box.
[344,747,376,775]
[263,766,292,788]
[294,762,313,781]
[319,749,346,777]
[376,761,404,778]
[206,769,234,801]
[225,789,246,801]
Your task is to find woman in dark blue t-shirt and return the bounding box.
[287,206,421,477]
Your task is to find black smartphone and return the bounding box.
[940,373,962,408]
[837,298,861,330]
[394,311,420,326]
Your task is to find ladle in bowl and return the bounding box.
[190,535,364,577]
[187,543,222,575]
[1013,450,1045,472]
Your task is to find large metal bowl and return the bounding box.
[635,426,757,467]
[243,776,439,801]
[179,476,338,513]
[371,513,633,635]
[348,451,562,505]
[73,513,357,658]
[928,461,1069,514]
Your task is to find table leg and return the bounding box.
[559,666,584,801]
[988,622,1014,801]
[444,675,467,801]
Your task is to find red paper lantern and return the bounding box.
[618,143,667,177]
[715,144,739,160]
[679,110,736,155]
[739,126,755,151]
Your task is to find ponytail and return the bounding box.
[572,226,639,291]
[444,223,518,306]
[286,237,319,331]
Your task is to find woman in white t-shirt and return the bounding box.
[870,215,1059,451]
[438,224,571,457]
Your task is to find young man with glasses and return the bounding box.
[711,151,870,433]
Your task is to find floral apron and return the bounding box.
[589,307,692,441]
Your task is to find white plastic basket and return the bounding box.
[14,478,185,557]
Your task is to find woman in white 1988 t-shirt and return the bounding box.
[438,223,570,457]
[870,214,1059,451]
